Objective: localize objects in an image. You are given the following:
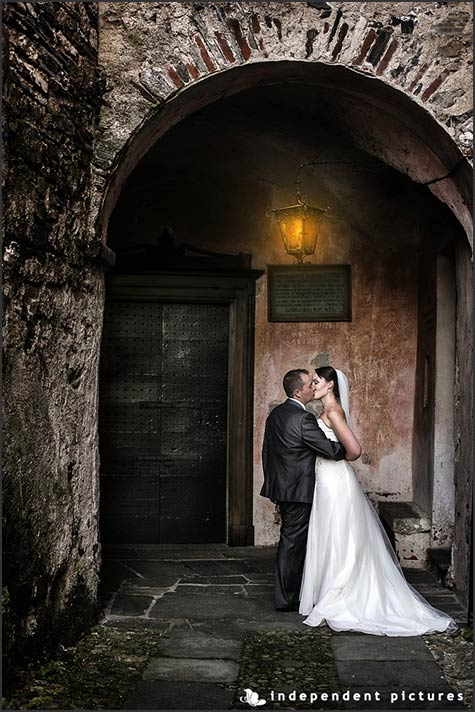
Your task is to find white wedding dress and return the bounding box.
[299,419,457,636]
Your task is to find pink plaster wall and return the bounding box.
[252,217,418,544]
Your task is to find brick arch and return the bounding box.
[97,61,472,242]
[94,2,472,243]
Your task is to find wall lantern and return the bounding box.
[272,199,327,264]
[271,159,329,264]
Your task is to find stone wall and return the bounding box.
[453,236,473,608]
[2,2,103,663]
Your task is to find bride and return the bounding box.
[299,365,456,636]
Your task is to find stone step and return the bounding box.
[379,502,431,569]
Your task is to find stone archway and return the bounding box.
[92,2,472,606]
[95,59,472,241]
[92,1,472,242]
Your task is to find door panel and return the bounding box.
[99,300,229,544]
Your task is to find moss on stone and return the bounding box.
[233,628,343,709]
[423,628,473,709]
[2,623,162,710]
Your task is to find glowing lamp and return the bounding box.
[272,199,327,264]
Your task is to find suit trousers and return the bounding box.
[274,501,313,610]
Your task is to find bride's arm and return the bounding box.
[328,408,362,461]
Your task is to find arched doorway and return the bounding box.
[96,60,472,606]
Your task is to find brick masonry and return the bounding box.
[93,1,472,227]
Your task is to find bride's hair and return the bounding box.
[315,365,340,401]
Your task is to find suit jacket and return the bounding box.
[260,399,346,503]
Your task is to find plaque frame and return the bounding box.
[267,264,352,322]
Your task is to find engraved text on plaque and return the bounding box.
[268,265,351,322]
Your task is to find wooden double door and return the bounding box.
[99,298,229,544]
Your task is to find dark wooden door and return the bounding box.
[99,300,229,544]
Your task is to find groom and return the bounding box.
[261,369,347,611]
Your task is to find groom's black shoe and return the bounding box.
[275,602,300,612]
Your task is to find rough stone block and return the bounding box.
[395,531,431,569]
[110,593,154,616]
[380,502,431,534]
[380,502,431,568]
[158,634,242,659]
[123,680,234,710]
[331,635,433,661]
[143,657,239,682]
[149,591,302,621]
[336,659,449,688]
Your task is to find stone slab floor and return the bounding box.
[100,545,470,711]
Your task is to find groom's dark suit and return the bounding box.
[261,399,346,610]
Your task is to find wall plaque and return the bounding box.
[267,265,352,322]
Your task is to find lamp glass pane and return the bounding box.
[302,211,320,254]
[280,215,304,254]
[274,204,324,258]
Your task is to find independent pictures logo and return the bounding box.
[239,689,466,707]
[240,688,267,706]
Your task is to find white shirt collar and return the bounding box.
[288,397,306,410]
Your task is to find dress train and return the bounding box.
[299,420,457,636]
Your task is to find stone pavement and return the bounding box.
[99,545,469,711]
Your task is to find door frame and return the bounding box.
[103,269,263,546]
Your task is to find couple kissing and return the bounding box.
[261,366,455,636]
